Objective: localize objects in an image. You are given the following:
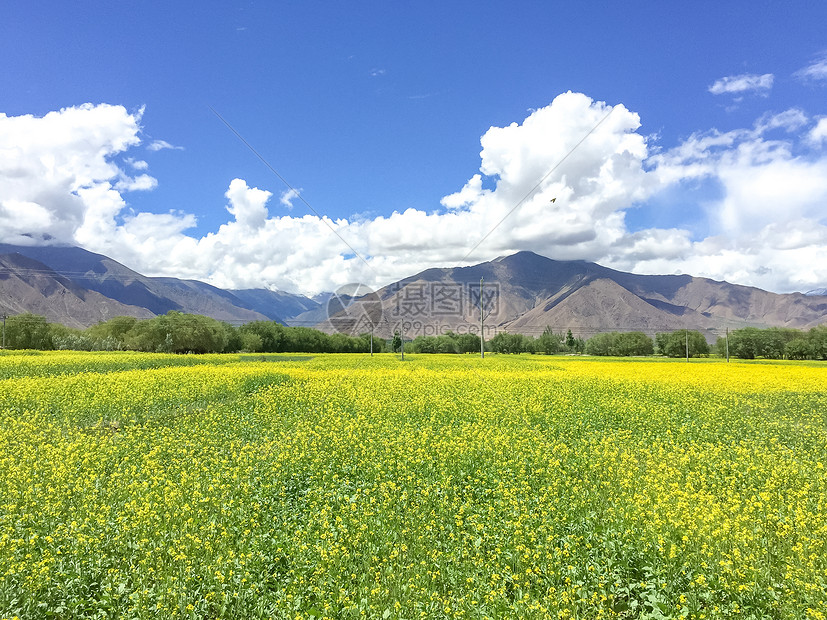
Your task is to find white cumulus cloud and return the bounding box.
[225,178,270,228]
[0,103,150,245]
[641,110,827,291]
[3,96,827,295]
[808,117,827,145]
[795,55,827,83]
[125,157,149,170]
[709,73,774,95]
[440,174,486,209]
[279,188,302,210]
[147,139,184,151]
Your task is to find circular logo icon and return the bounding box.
[326,283,384,336]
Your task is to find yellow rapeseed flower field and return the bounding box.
[0,351,825,619]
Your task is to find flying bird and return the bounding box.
[550,198,556,203]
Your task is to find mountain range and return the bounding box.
[1,243,825,341]
[0,244,316,329]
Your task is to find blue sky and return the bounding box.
[2,1,827,294]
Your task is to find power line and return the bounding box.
[208,106,374,275]
[461,105,615,263]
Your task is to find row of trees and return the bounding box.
[579,326,827,360]
[586,331,654,356]
[3,312,826,360]
[481,329,710,357]
[1,313,387,354]
[0,314,648,357]
[654,330,711,358]
[238,321,387,353]
[715,326,827,360]
[406,332,482,354]
[404,328,586,356]
[487,328,587,355]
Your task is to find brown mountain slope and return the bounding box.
[503,278,705,336]
[0,244,270,325]
[651,278,827,329]
[326,251,827,340]
[2,244,825,337]
[0,253,153,328]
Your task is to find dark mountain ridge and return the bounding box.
[344,250,827,339]
[0,251,154,328]
[0,244,275,326]
[1,245,825,338]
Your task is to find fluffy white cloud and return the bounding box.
[147,139,184,151]
[709,73,774,95]
[795,55,827,82]
[125,157,149,170]
[279,188,302,209]
[809,117,827,145]
[0,103,149,245]
[225,178,270,228]
[440,174,486,209]
[638,112,827,291]
[755,108,808,133]
[2,96,827,295]
[115,174,158,192]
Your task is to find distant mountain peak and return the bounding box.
[364,250,827,338]
[1,245,825,335]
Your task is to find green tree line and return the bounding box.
[715,325,827,360]
[469,328,711,357]
[4,312,825,359]
[406,331,482,354]
[449,328,711,357]
[0,312,386,354]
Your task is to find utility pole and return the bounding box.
[370,327,373,357]
[400,325,404,361]
[480,277,485,359]
[685,329,689,362]
[725,327,729,363]
[1,314,5,349]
